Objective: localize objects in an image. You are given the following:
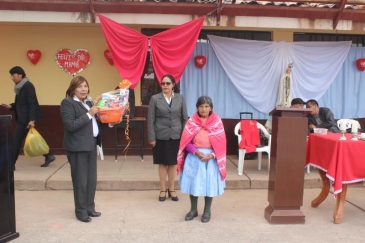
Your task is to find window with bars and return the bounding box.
[140,29,272,105]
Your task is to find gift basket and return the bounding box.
[97,79,132,123]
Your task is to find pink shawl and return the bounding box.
[177,112,227,180]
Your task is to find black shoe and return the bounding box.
[185,211,198,221]
[77,216,92,223]
[159,190,167,202]
[167,189,179,201]
[41,154,55,167]
[201,213,211,223]
[88,212,101,217]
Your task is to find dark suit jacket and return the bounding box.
[148,92,188,141]
[10,81,43,124]
[60,97,101,151]
[307,107,340,133]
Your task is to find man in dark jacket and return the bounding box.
[306,99,340,133]
[1,66,55,167]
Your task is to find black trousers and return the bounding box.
[13,121,29,164]
[67,147,97,219]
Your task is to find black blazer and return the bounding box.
[10,81,43,124]
[60,97,101,151]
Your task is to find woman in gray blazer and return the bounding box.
[148,74,188,202]
[60,76,101,223]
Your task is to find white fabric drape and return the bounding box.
[181,42,270,119]
[319,47,365,119]
[208,35,351,114]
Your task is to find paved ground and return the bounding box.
[8,155,365,243]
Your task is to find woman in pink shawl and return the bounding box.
[177,96,226,223]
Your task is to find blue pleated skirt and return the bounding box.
[179,148,225,197]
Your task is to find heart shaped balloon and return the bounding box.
[27,50,42,65]
[104,50,114,65]
[356,58,365,71]
[55,48,91,76]
[194,55,206,69]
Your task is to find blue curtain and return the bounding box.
[319,47,365,119]
[181,43,365,119]
[180,42,269,119]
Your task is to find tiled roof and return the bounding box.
[95,0,363,10]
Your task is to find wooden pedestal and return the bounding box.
[0,116,19,242]
[264,108,310,224]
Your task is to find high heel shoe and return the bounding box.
[167,189,179,201]
[159,190,167,202]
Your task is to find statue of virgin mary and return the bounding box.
[276,63,294,108]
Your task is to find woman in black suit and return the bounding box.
[148,74,188,202]
[60,76,102,223]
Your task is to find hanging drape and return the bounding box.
[98,14,204,87]
[319,47,365,118]
[150,18,204,84]
[181,42,270,119]
[98,14,148,89]
[181,43,365,119]
[208,35,351,114]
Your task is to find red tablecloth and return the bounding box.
[306,133,365,194]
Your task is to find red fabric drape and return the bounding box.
[98,15,148,89]
[239,120,260,153]
[150,17,204,84]
[98,14,204,86]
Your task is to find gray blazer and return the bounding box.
[148,93,188,141]
[60,97,101,151]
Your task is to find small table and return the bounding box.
[114,117,146,162]
[306,133,365,223]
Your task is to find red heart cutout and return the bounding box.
[194,55,206,69]
[55,48,91,76]
[27,50,41,65]
[104,50,114,65]
[356,58,365,71]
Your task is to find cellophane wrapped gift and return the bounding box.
[97,79,132,123]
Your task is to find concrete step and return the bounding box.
[14,154,324,191]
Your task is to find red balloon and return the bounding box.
[104,50,114,65]
[27,50,41,65]
[356,58,365,71]
[194,55,206,69]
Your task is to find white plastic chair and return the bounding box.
[97,144,104,160]
[336,119,361,130]
[234,122,271,175]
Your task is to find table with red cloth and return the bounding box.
[306,133,365,223]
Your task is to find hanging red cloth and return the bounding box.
[98,14,204,86]
[98,15,148,89]
[150,17,204,84]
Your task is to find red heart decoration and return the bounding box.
[55,48,91,76]
[27,50,41,65]
[194,55,207,69]
[104,50,114,65]
[356,58,365,71]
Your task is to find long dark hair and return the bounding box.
[65,76,90,98]
[161,74,180,93]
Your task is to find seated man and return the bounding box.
[306,99,340,133]
[290,98,306,108]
